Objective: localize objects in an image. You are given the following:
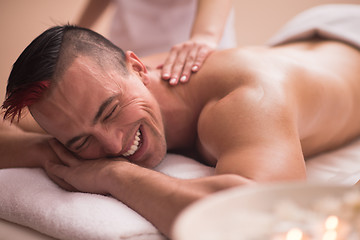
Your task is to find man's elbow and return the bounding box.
[214,170,307,187]
[194,174,254,197]
[254,171,307,183]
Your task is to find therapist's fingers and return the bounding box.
[162,42,194,85]
[169,44,191,85]
[179,46,198,83]
[192,45,214,73]
[48,138,81,167]
[161,40,216,85]
[161,47,179,82]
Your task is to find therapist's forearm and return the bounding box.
[191,0,233,44]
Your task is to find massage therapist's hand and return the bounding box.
[44,139,125,194]
[161,38,216,85]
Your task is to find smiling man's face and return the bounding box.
[30,54,167,168]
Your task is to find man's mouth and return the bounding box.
[122,129,142,157]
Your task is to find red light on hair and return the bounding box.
[2,80,50,122]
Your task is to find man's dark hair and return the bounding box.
[2,25,127,122]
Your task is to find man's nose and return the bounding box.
[100,129,124,156]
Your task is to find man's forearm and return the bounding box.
[106,162,251,236]
[41,140,252,237]
[0,123,53,169]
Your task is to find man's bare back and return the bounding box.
[174,39,360,178]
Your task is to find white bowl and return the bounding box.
[172,182,358,240]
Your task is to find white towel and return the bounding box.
[267,4,360,49]
[306,138,360,185]
[0,154,214,240]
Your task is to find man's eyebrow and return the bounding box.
[93,95,118,125]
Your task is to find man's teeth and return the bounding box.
[123,130,141,157]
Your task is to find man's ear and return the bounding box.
[125,51,150,85]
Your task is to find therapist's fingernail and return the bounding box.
[163,73,170,79]
[169,78,177,85]
[180,75,187,82]
[192,65,199,72]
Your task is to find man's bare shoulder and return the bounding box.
[196,81,304,179]
[189,47,274,102]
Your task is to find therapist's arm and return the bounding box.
[161,0,233,85]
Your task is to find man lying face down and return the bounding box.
[2,5,360,237]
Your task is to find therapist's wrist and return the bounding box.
[190,33,219,48]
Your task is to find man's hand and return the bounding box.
[44,139,125,194]
[161,38,216,85]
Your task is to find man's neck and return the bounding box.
[147,69,204,150]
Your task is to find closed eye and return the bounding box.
[75,136,90,151]
[103,104,119,121]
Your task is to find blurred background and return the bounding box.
[0,0,359,103]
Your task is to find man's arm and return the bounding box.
[0,119,52,169]
[44,139,251,237]
[198,82,307,181]
[0,118,78,190]
[107,164,249,236]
